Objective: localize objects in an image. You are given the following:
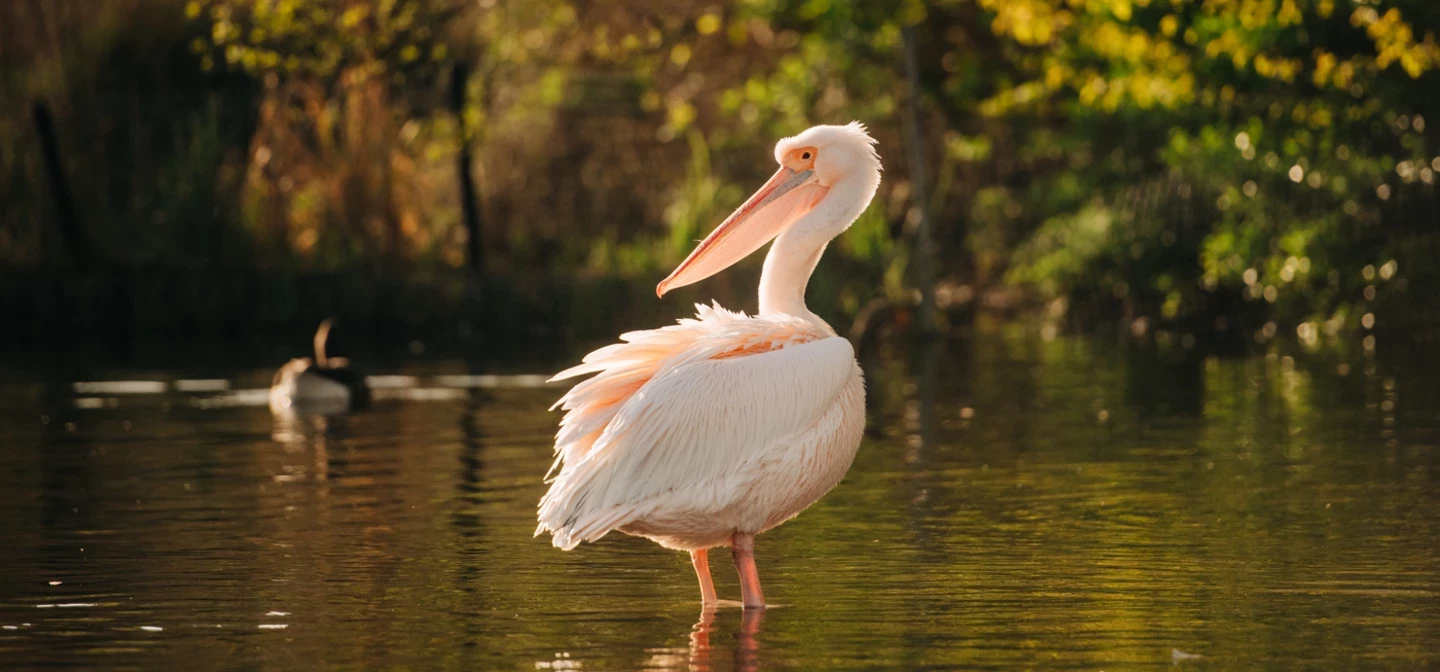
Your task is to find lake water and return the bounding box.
[0,326,1436,670]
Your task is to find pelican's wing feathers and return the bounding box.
[537,303,857,549]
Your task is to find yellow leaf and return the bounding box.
[1279,0,1301,26]
[1312,51,1336,87]
[1046,63,1067,89]
[341,6,368,29]
[667,101,696,129]
[1112,0,1132,22]
[1160,15,1179,38]
[696,13,721,36]
[670,44,692,68]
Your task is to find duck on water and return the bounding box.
[269,319,371,412]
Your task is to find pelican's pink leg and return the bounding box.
[731,533,766,608]
[691,549,718,606]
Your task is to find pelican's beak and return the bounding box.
[657,166,825,297]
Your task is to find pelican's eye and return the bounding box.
[783,147,818,171]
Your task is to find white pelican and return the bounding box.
[269,319,371,412]
[537,122,880,608]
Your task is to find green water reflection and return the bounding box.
[0,327,1435,670]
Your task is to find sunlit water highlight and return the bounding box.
[0,331,1436,670]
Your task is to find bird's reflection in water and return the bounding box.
[644,607,765,672]
[271,405,355,482]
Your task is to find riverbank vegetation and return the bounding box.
[3,0,1438,348]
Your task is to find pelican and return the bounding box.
[537,123,880,608]
[269,319,371,412]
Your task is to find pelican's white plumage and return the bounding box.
[537,122,881,608]
[538,303,864,551]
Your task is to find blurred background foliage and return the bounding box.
[2,0,1439,350]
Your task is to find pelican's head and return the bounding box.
[657,122,880,297]
[772,122,881,190]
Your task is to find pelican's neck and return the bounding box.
[758,229,827,323]
[757,171,875,323]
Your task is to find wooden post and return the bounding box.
[901,25,936,336]
[902,24,938,449]
[31,100,92,269]
[451,62,483,276]
[450,62,488,360]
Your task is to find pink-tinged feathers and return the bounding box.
[546,303,825,468]
[537,303,864,551]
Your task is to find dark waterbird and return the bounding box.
[269,319,371,413]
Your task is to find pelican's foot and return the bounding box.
[711,599,783,610]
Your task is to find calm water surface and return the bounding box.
[0,329,1436,670]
